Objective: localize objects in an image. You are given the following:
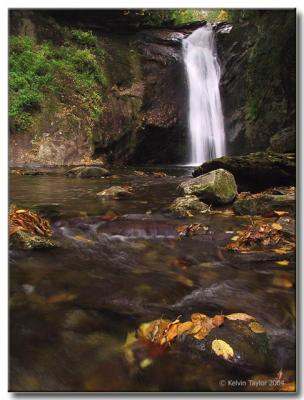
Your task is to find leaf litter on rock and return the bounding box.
[123,311,264,368]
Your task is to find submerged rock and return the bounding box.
[193,152,296,190]
[168,195,209,216]
[10,230,57,250]
[233,188,295,216]
[66,166,110,178]
[97,186,134,200]
[179,169,237,205]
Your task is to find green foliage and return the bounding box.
[70,29,97,47]
[204,9,229,23]
[9,29,108,132]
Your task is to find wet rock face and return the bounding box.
[193,152,296,191]
[65,166,111,178]
[129,29,188,164]
[179,169,237,205]
[216,11,296,155]
[269,127,296,154]
[168,195,209,217]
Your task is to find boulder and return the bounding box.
[97,186,134,200]
[168,195,209,217]
[179,169,237,205]
[10,230,57,250]
[66,166,110,178]
[269,127,296,153]
[193,152,296,191]
[233,188,295,216]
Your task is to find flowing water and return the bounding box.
[183,25,226,166]
[10,168,295,391]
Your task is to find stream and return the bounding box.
[9,167,295,391]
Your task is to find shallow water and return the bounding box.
[9,167,296,391]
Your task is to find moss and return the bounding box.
[9,27,108,138]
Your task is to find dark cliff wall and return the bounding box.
[9,10,192,166]
[215,10,296,155]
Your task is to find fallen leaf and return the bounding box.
[272,276,293,288]
[46,293,77,304]
[225,313,255,321]
[176,321,193,335]
[274,211,289,217]
[273,248,293,255]
[275,260,290,266]
[211,339,234,360]
[123,331,137,365]
[248,321,266,333]
[212,315,225,327]
[176,274,193,287]
[280,382,296,392]
[231,236,239,241]
[140,357,153,369]
[272,223,283,230]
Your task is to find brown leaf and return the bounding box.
[248,321,266,333]
[212,315,225,327]
[226,313,255,321]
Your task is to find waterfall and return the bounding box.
[183,25,226,166]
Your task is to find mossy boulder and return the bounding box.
[66,166,110,178]
[233,189,295,216]
[10,230,57,250]
[179,169,237,205]
[193,152,296,191]
[97,185,134,200]
[168,195,209,217]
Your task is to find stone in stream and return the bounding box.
[126,314,272,373]
[184,318,272,372]
[65,166,111,178]
[193,152,296,191]
[10,230,57,250]
[168,195,210,216]
[233,188,295,216]
[178,169,237,205]
[97,186,134,200]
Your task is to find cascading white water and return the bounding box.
[183,25,226,166]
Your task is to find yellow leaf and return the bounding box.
[249,321,266,333]
[275,260,290,266]
[273,248,291,255]
[15,209,27,214]
[274,210,289,216]
[231,236,239,241]
[225,313,255,321]
[123,331,137,365]
[186,211,194,217]
[176,275,193,287]
[281,382,296,392]
[211,339,234,360]
[46,293,77,304]
[166,323,179,342]
[272,223,282,230]
[140,357,153,369]
[272,276,293,288]
[176,321,193,335]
